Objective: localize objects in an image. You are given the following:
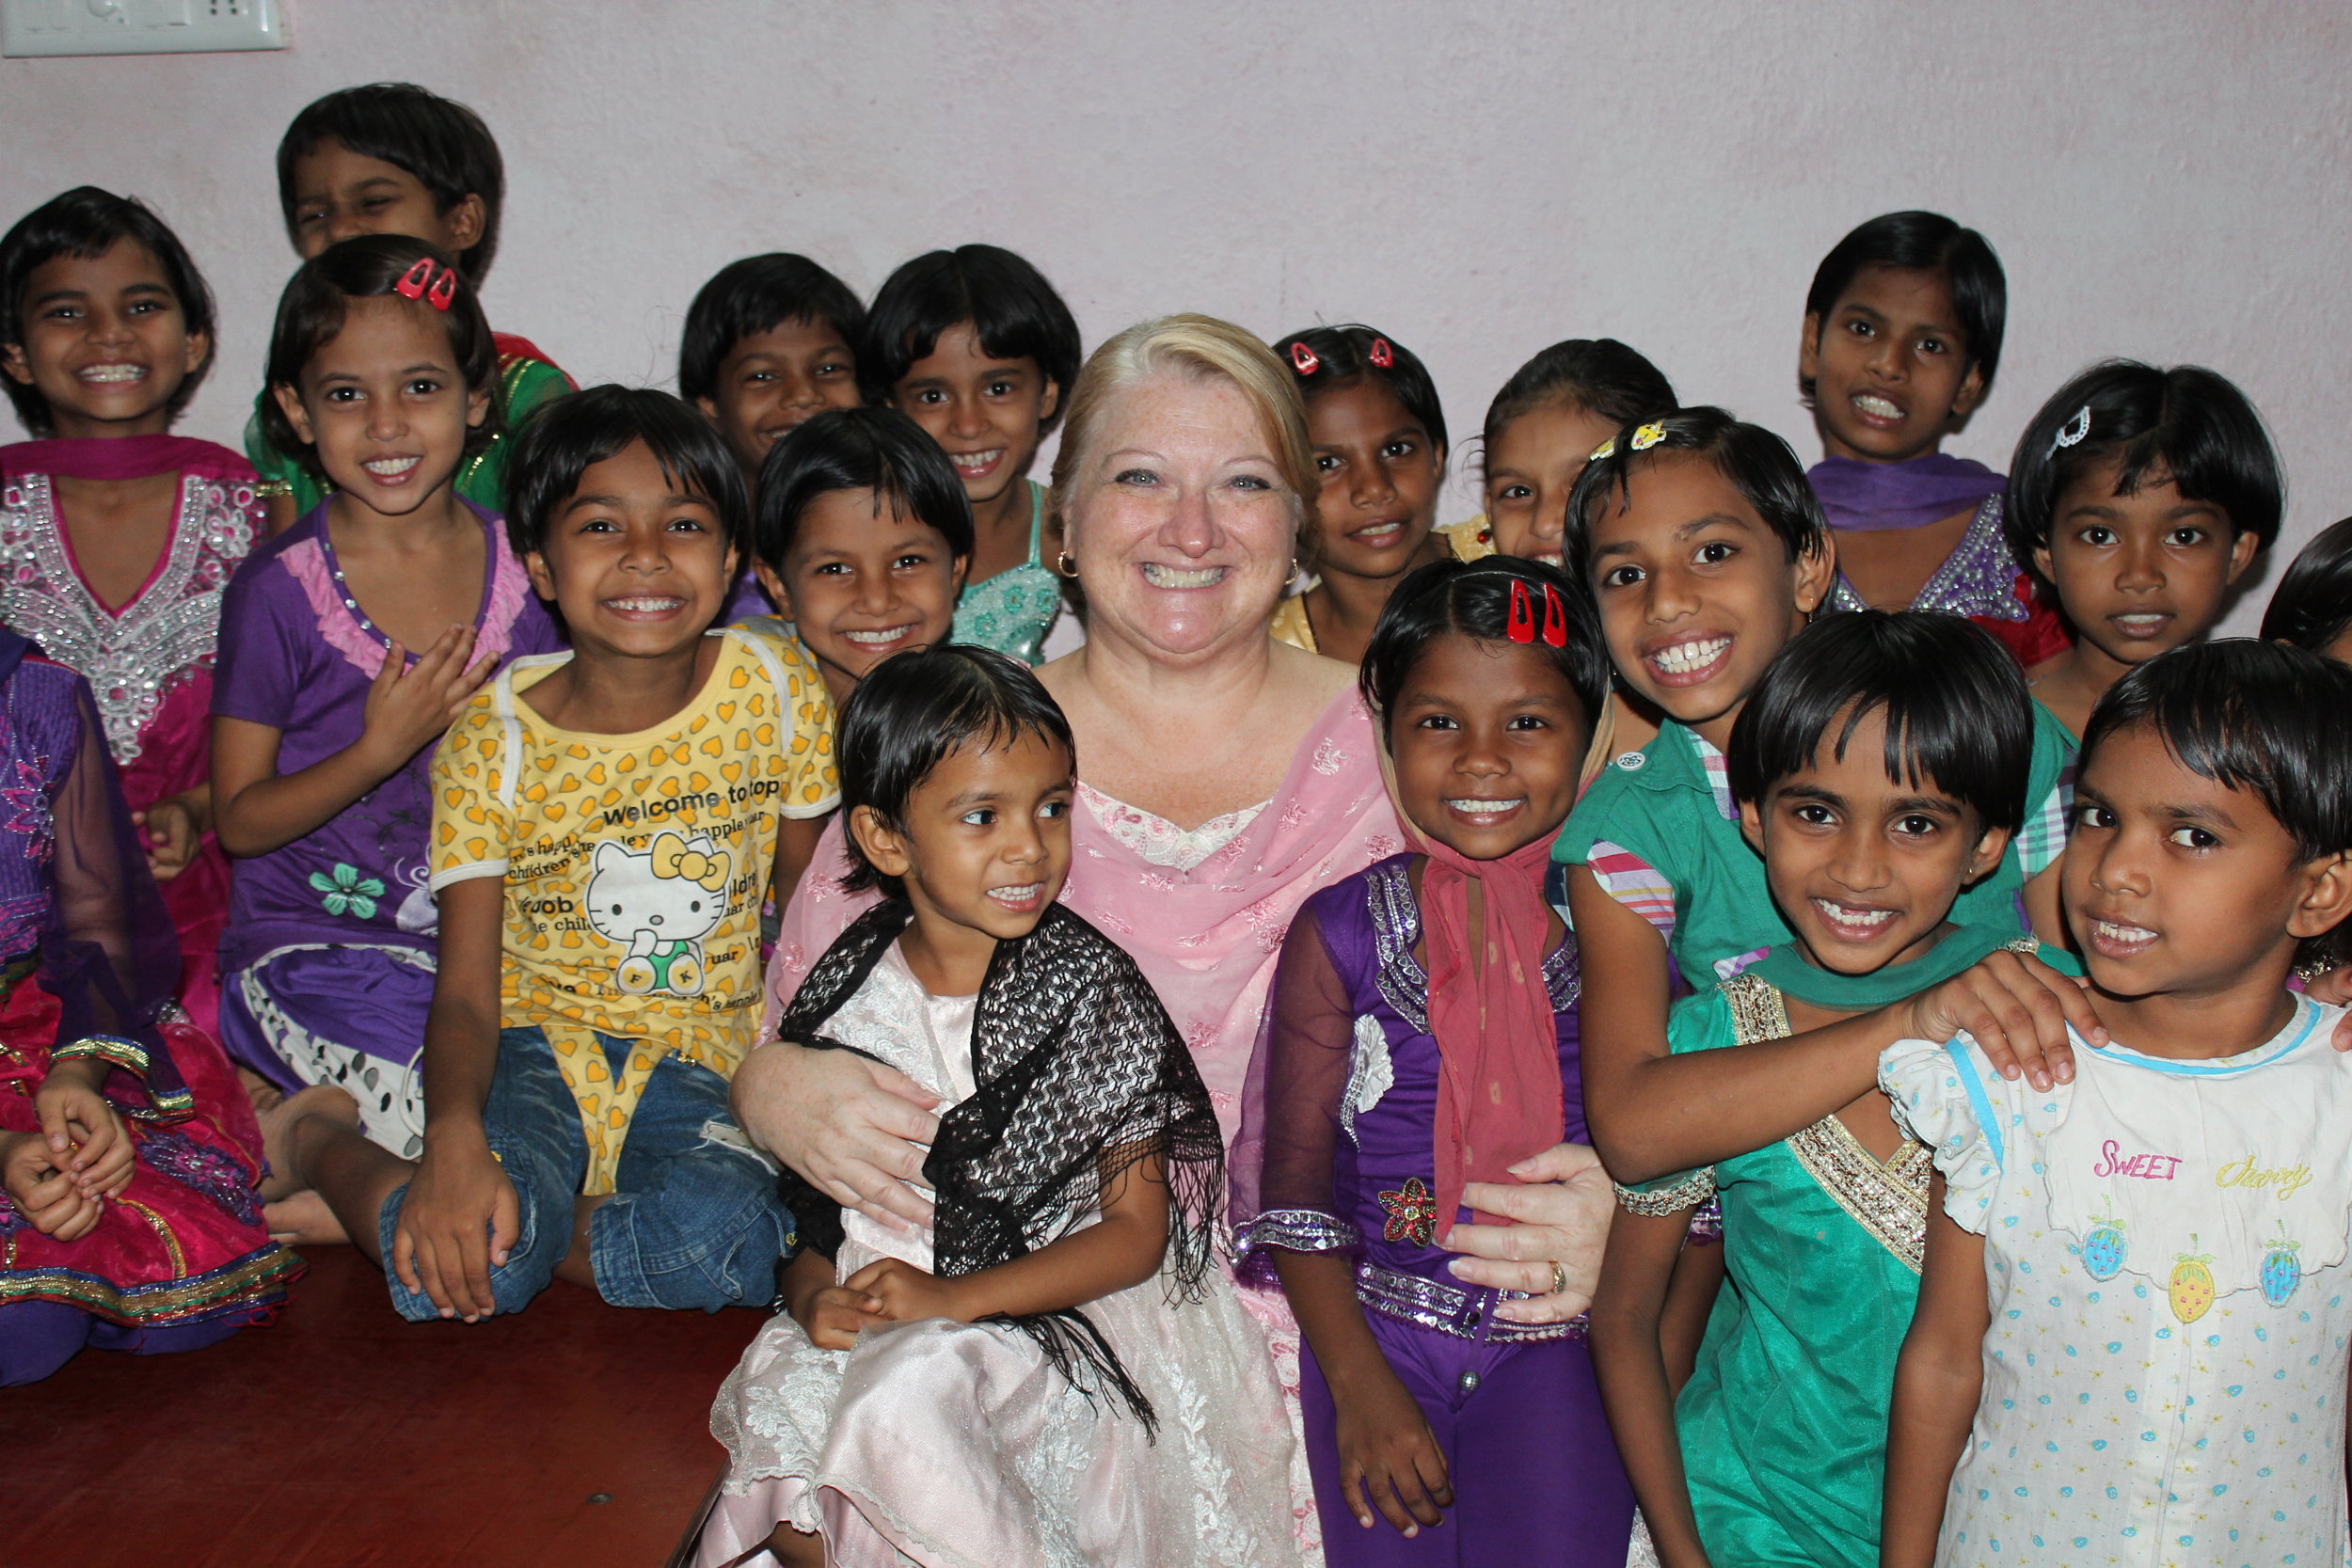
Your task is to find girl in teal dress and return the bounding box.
[1588,610,2084,1568]
[861,245,1081,663]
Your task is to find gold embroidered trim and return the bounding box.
[1787,1116,1932,1274]
[1720,972,1791,1046]
[1615,1168,1717,1216]
[1718,970,1931,1272]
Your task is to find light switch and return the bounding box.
[3,0,284,56]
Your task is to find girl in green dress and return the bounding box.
[1549,409,2083,1204]
[1588,610,2082,1568]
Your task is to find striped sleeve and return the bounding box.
[1587,838,1676,942]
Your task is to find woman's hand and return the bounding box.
[357,626,494,775]
[1328,1364,1454,1537]
[35,1057,134,1199]
[1899,949,2106,1091]
[843,1257,969,1323]
[1443,1141,1614,1323]
[390,1125,518,1323]
[732,1041,942,1231]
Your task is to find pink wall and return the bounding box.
[5,1,2345,630]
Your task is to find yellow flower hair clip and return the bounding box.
[1630,421,1668,451]
[1587,438,1617,461]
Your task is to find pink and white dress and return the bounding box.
[765,684,1406,1560]
[0,435,262,1034]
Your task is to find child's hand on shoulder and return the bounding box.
[1900,948,2107,1090]
[1,1129,104,1241]
[390,1126,518,1323]
[358,625,496,772]
[1330,1368,1454,1538]
[842,1257,970,1323]
[34,1057,134,1199]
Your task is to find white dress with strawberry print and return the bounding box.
[1882,996,2352,1568]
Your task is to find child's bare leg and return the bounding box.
[763,1523,825,1567]
[237,1067,283,1117]
[274,1092,414,1269]
[553,1194,611,1290]
[255,1084,358,1201]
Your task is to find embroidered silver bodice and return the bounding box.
[0,472,257,764]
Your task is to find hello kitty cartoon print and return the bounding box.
[587,832,731,997]
[428,626,837,1191]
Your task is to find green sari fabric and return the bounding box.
[1664,973,1938,1568]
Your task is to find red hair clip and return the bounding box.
[1507,578,1535,643]
[1368,337,1394,369]
[1541,582,1567,649]
[1289,341,1320,375]
[394,258,457,311]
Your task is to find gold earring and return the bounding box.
[1054,551,1078,579]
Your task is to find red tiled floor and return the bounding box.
[4,1245,765,1567]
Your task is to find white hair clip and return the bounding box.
[2053,404,2092,452]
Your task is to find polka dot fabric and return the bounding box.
[1882,1000,2352,1566]
[428,627,837,1190]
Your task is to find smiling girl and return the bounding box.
[1798,212,2069,667]
[0,187,262,1036]
[1591,610,2070,1568]
[210,236,560,1171]
[1238,556,1637,1565]
[742,405,971,707]
[1265,325,1453,665]
[2003,359,2280,738]
[863,245,1081,664]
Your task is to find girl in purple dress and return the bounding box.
[210,236,558,1168]
[1236,557,1635,1565]
[0,629,295,1384]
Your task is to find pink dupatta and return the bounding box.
[766,684,1405,1142]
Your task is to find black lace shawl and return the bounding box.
[775,898,1224,1432]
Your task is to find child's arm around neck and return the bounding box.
[1575,871,2099,1184]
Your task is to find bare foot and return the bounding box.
[263,1188,351,1245]
[255,1084,360,1202]
[238,1067,284,1117]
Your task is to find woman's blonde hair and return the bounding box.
[1049,314,1318,543]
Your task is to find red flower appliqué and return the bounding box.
[1377,1177,1438,1245]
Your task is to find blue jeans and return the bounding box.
[378,1025,792,1320]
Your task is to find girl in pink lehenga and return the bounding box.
[0,188,262,1036]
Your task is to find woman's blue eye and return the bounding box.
[1115,468,1156,486]
[1230,475,1271,492]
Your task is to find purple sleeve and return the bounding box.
[1230,900,1359,1260]
[507,588,565,658]
[40,669,190,1106]
[210,549,307,728]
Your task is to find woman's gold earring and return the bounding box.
[1054,551,1079,579]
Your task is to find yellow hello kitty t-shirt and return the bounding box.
[428,626,837,1189]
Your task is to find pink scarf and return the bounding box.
[768,685,1404,1141]
[0,434,246,484]
[1417,832,1565,1229]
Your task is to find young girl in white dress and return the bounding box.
[1881,639,2352,1566]
[699,644,1295,1568]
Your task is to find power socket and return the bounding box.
[3,0,286,57]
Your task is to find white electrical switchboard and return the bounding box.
[2,0,286,57]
